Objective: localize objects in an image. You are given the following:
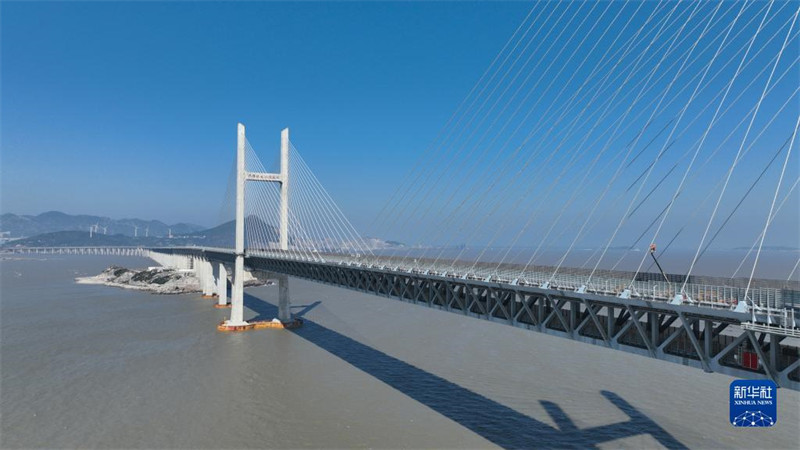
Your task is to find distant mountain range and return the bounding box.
[0,213,269,248]
[0,211,405,250]
[0,211,204,239]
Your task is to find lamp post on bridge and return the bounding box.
[223,123,292,329]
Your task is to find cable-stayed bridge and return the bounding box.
[116,1,800,388]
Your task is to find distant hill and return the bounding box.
[362,237,407,249]
[183,216,279,248]
[1,216,278,249]
[3,231,163,247]
[0,211,204,239]
[1,213,405,250]
[0,230,224,248]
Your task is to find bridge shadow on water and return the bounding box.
[243,293,686,449]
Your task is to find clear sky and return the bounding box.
[2,1,798,262]
[1,0,529,227]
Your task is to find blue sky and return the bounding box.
[1,1,529,227]
[2,1,798,261]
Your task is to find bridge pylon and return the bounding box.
[220,123,295,331]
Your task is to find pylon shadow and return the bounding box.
[247,294,321,322]
[291,300,321,317]
[242,293,686,449]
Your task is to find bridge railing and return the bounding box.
[145,246,799,332]
[237,248,794,311]
[144,246,797,318]
[2,246,147,255]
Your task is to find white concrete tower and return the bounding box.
[280,128,289,251]
[227,123,248,326]
[224,124,292,328]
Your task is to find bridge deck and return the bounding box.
[152,247,800,390]
[160,247,798,310]
[6,246,797,388]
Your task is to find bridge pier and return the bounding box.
[207,260,220,298]
[277,274,291,323]
[215,263,230,308]
[217,269,298,331]
[226,255,249,327]
[199,259,216,299]
[196,258,205,295]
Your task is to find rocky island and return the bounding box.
[76,265,269,294]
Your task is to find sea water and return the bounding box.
[1,255,798,448]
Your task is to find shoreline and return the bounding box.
[75,264,272,295]
[75,274,201,295]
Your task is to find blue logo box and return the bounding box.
[730,379,777,427]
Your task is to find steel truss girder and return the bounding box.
[154,250,799,390]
